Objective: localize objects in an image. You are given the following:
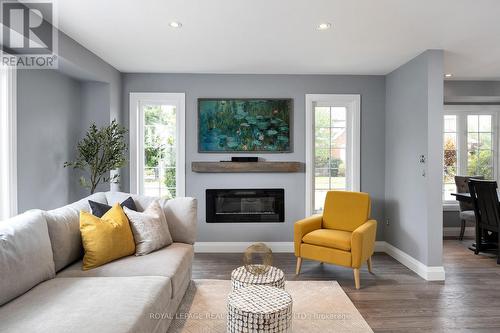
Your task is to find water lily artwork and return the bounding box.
[198,98,292,152]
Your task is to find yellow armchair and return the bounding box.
[294,191,377,289]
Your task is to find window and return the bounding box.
[443,115,458,201]
[305,94,360,215]
[130,93,185,198]
[443,106,499,204]
[466,114,494,178]
[0,64,17,220]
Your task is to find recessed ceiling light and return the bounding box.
[169,21,182,28]
[445,73,453,78]
[317,23,332,31]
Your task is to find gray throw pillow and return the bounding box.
[123,200,173,256]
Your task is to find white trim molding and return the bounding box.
[377,242,445,281]
[305,94,361,216]
[129,92,186,197]
[194,241,445,281]
[0,64,17,219]
[443,105,500,205]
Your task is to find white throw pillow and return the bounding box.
[123,200,173,256]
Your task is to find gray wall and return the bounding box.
[71,81,112,200]
[17,75,115,211]
[80,81,110,131]
[445,80,500,98]
[426,51,445,263]
[58,31,122,126]
[443,211,462,228]
[385,50,444,266]
[17,70,82,211]
[56,31,123,192]
[122,74,386,242]
[16,27,123,211]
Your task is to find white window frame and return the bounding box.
[0,64,17,219]
[305,94,361,216]
[129,93,185,197]
[443,105,500,211]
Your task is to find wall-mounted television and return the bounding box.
[198,98,292,153]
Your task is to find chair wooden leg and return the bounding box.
[353,268,360,290]
[459,219,466,241]
[295,257,302,275]
[367,257,373,274]
[475,225,481,255]
[497,233,500,265]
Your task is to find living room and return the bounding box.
[1,1,500,332]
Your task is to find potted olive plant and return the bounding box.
[64,120,127,194]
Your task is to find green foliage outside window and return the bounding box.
[144,105,177,198]
[443,137,457,183]
[443,135,493,181]
[467,150,493,179]
[315,148,345,177]
[145,133,165,168]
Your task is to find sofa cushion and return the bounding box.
[459,210,476,222]
[106,191,156,211]
[89,196,137,218]
[106,191,197,244]
[0,210,55,306]
[322,191,370,232]
[80,204,136,270]
[302,229,352,251]
[0,276,172,333]
[124,200,173,256]
[44,192,107,272]
[57,242,193,298]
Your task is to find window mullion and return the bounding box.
[494,114,499,182]
[329,107,332,190]
[459,113,467,176]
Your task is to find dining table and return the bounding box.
[451,190,500,203]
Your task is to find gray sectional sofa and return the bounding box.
[0,191,197,333]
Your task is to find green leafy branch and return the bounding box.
[64,120,128,194]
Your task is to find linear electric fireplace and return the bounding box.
[206,189,284,223]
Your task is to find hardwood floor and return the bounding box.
[193,240,500,332]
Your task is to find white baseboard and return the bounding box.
[443,227,474,238]
[374,241,386,252]
[194,241,445,281]
[378,241,445,281]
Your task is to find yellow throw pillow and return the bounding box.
[80,203,135,270]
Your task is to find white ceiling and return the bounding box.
[55,0,500,79]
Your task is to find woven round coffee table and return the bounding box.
[231,265,285,291]
[227,285,292,333]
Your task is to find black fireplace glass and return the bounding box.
[206,189,284,223]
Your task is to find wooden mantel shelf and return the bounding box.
[191,161,305,173]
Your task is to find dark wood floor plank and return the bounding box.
[192,240,500,332]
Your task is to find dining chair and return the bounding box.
[468,179,500,264]
[454,175,484,240]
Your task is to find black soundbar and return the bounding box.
[231,157,258,162]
